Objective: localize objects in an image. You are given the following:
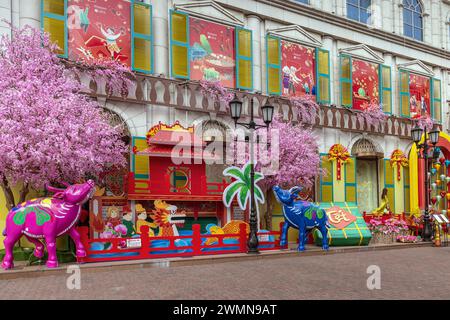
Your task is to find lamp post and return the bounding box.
[229,95,274,253]
[411,124,440,241]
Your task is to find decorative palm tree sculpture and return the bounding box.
[222,162,265,233]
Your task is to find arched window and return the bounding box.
[403,0,423,41]
[347,0,371,24]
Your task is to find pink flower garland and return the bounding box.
[199,80,234,105]
[289,95,319,125]
[356,100,388,128]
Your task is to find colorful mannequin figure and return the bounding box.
[273,185,329,251]
[2,180,96,269]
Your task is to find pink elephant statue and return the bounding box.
[2,180,96,269]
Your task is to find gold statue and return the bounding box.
[372,188,390,216]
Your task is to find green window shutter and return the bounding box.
[399,69,410,118]
[235,27,253,90]
[384,159,395,213]
[340,54,352,108]
[345,157,357,203]
[131,1,153,74]
[431,78,442,123]
[319,154,333,202]
[41,0,68,58]
[404,166,410,214]
[380,65,392,114]
[316,48,331,105]
[131,137,149,179]
[266,35,281,95]
[170,10,189,79]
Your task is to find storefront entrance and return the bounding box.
[356,159,379,214]
[351,137,383,214]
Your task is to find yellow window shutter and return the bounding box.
[340,55,352,108]
[316,48,331,104]
[319,154,333,202]
[132,137,149,179]
[384,159,395,212]
[399,70,410,117]
[380,65,392,113]
[345,157,357,203]
[236,27,253,90]
[42,0,67,57]
[170,10,189,79]
[403,166,410,213]
[432,78,442,123]
[266,35,281,95]
[132,2,153,73]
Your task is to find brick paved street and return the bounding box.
[0,246,449,299]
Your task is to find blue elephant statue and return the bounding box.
[273,185,329,251]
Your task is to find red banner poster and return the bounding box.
[409,73,431,119]
[281,40,315,98]
[67,0,131,65]
[189,17,235,88]
[352,59,379,110]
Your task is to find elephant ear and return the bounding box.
[13,210,27,225]
[304,207,313,220]
[317,208,324,219]
[35,209,51,226]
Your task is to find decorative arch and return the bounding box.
[409,131,450,216]
[102,108,131,145]
[102,100,142,137]
[349,134,384,158]
[350,136,384,159]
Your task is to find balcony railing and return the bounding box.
[79,71,415,139]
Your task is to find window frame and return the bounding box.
[131,1,154,74]
[402,0,424,41]
[346,0,372,24]
[40,0,68,58]
[169,9,190,79]
[379,64,393,115]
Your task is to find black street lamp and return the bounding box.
[412,123,440,241]
[229,95,274,254]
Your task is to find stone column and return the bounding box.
[0,0,12,38]
[247,15,262,92]
[323,35,336,106]
[422,3,432,45]
[431,0,441,48]
[19,0,40,29]
[260,19,267,94]
[381,0,394,33]
[321,0,333,13]
[394,2,402,36]
[335,0,346,17]
[151,0,169,77]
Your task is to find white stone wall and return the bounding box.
[1,0,448,158]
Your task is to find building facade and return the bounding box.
[0,0,449,240]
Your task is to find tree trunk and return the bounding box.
[0,176,15,211]
[18,183,29,204]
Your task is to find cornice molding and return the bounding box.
[339,44,385,64]
[397,60,435,77]
[174,0,244,26]
[216,0,450,67]
[267,25,323,47]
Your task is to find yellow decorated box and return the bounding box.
[313,202,371,246]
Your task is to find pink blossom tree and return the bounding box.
[257,116,324,228]
[0,26,128,211]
